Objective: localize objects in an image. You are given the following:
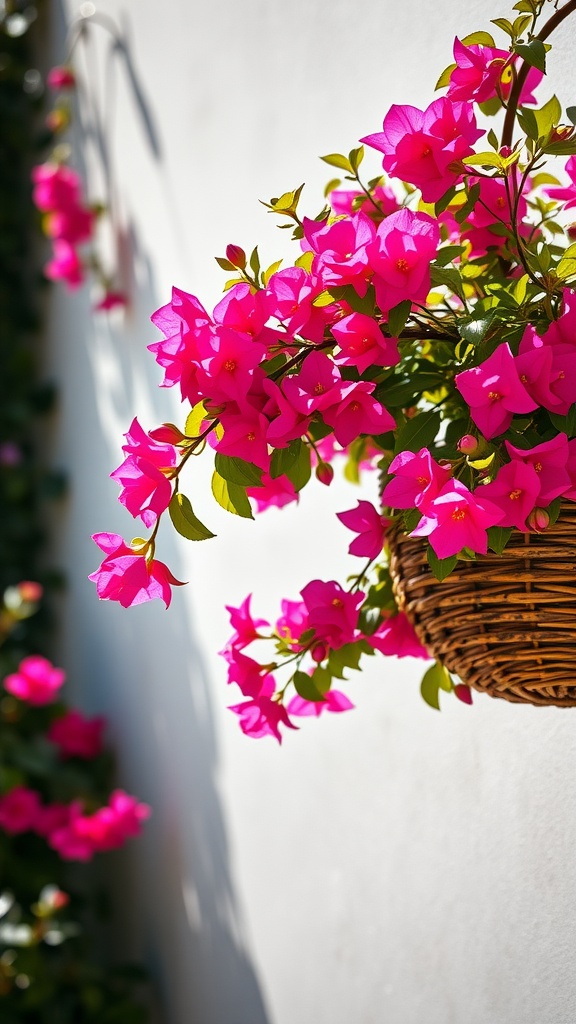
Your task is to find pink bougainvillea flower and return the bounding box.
[94,290,128,312]
[330,183,400,219]
[286,690,355,716]
[323,381,396,447]
[300,579,364,650]
[222,648,273,699]
[367,208,440,313]
[505,434,571,506]
[263,378,312,449]
[368,611,430,659]
[215,405,271,470]
[89,533,185,609]
[31,163,82,211]
[275,599,309,649]
[517,313,576,415]
[264,266,330,344]
[47,65,76,90]
[111,417,178,528]
[148,287,213,403]
[48,710,106,760]
[48,802,95,861]
[34,802,72,838]
[4,654,66,705]
[223,594,270,651]
[46,204,94,245]
[411,479,504,557]
[83,790,151,851]
[455,343,538,438]
[44,239,84,289]
[282,350,344,416]
[196,326,266,409]
[229,679,297,743]
[543,156,576,209]
[331,312,400,373]
[461,176,528,257]
[446,38,510,104]
[362,97,483,202]
[336,500,389,559]
[0,786,42,834]
[246,472,298,512]
[302,213,375,296]
[381,447,452,512]
[479,459,541,531]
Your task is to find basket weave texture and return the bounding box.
[388,502,576,707]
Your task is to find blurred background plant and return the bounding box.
[0,3,152,1019]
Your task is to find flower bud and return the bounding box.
[315,462,334,486]
[47,66,76,90]
[550,125,574,143]
[149,423,186,445]
[568,224,576,241]
[457,434,480,455]
[225,244,246,269]
[311,643,327,663]
[526,507,550,533]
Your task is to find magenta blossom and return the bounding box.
[411,479,504,557]
[230,682,297,743]
[367,208,440,313]
[4,655,66,705]
[302,213,375,296]
[368,612,429,659]
[0,786,42,834]
[479,460,540,531]
[381,447,452,512]
[336,501,389,559]
[362,97,483,203]
[300,579,364,650]
[45,239,84,289]
[455,343,538,438]
[224,594,270,651]
[275,599,309,649]
[246,472,298,512]
[331,312,400,373]
[48,710,106,760]
[446,38,510,104]
[544,156,576,209]
[287,690,354,717]
[322,380,396,447]
[111,417,178,527]
[505,434,571,505]
[47,65,76,90]
[89,533,185,609]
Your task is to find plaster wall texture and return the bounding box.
[47,1,576,1022]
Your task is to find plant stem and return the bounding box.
[501,0,576,150]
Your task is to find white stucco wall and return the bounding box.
[47,2,576,1022]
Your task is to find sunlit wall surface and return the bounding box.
[47,2,576,1022]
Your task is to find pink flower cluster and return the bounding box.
[382,439,576,557]
[0,655,150,857]
[32,163,94,289]
[0,786,149,861]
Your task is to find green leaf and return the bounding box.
[328,642,365,679]
[487,128,499,151]
[420,662,452,710]
[320,152,353,173]
[549,404,576,437]
[214,453,263,487]
[377,372,443,408]
[215,256,236,271]
[534,94,562,139]
[185,401,208,438]
[462,151,504,169]
[270,439,311,491]
[434,185,458,216]
[461,30,496,47]
[567,106,576,127]
[348,145,364,173]
[435,63,456,90]
[249,246,261,280]
[387,299,412,337]
[430,264,466,301]
[262,259,283,286]
[427,547,458,581]
[169,493,216,541]
[293,670,326,703]
[556,242,576,280]
[457,311,495,346]
[211,472,253,518]
[454,182,481,223]
[514,38,546,74]
[435,244,465,267]
[394,411,441,454]
[487,526,512,554]
[491,17,515,37]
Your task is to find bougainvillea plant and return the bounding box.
[91,0,576,736]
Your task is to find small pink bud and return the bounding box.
[17,582,43,603]
[457,434,480,455]
[149,423,186,445]
[550,125,574,143]
[567,224,576,241]
[454,684,473,705]
[311,643,327,663]
[225,244,246,269]
[47,66,76,90]
[315,463,334,486]
[526,507,550,533]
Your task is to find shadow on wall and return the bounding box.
[50,2,271,1022]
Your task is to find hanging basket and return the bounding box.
[388,502,576,707]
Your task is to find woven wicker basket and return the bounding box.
[388,502,576,706]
